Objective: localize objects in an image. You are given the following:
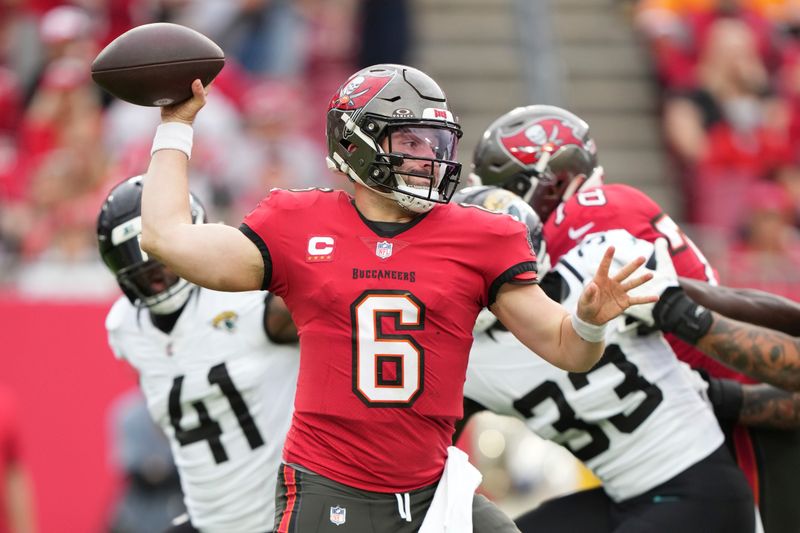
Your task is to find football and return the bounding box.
[91,22,225,107]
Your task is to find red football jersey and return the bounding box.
[241,188,538,492]
[544,183,753,383]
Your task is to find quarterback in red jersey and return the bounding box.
[471,103,800,533]
[138,65,655,532]
[241,186,541,492]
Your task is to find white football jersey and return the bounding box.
[106,288,299,533]
[464,229,724,502]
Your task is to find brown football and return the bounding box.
[91,23,225,107]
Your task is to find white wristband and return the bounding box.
[571,313,607,343]
[151,122,193,159]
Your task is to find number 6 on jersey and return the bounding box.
[351,291,425,407]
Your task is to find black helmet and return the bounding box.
[471,105,601,222]
[97,176,206,314]
[326,63,463,213]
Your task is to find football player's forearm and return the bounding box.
[740,384,800,429]
[562,314,605,372]
[141,151,264,291]
[680,278,800,336]
[494,284,603,373]
[696,315,800,391]
[141,149,193,259]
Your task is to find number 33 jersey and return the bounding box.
[544,183,751,383]
[106,288,300,533]
[464,230,724,502]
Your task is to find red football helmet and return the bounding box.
[471,105,602,222]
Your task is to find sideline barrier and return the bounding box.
[0,295,137,533]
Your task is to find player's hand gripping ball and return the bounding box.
[91,22,224,107]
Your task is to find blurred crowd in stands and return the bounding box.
[3,0,800,302]
[8,2,800,529]
[0,0,409,298]
[636,0,800,298]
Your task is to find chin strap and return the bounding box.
[562,166,605,203]
[145,282,196,315]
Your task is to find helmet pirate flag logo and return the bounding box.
[328,71,395,110]
[500,118,585,167]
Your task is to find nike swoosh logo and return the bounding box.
[568,222,595,240]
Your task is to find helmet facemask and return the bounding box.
[333,115,462,214]
[371,123,461,213]
[97,175,205,315]
[117,259,194,315]
[326,64,463,213]
[498,151,570,223]
[102,217,196,315]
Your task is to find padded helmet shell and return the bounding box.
[97,175,205,314]
[326,64,463,213]
[471,105,599,222]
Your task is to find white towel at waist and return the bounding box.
[419,446,483,533]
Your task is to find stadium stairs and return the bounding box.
[413,0,679,215]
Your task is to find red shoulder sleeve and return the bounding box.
[544,184,663,264]
[239,189,290,294]
[456,207,538,306]
[488,216,538,305]
[240,188,338,294]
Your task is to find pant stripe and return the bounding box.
[277,465,299,533]
[733,425,760,506]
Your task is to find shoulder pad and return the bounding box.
[605,183,658,204]
[203,287,267,311]
[265,187,337,210]
[564,229,655,276]
[601,184,661,218]
[450,201,521,238]
[105,296,134,333]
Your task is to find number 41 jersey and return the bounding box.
[106,288,299,533]
[464,230,724,502]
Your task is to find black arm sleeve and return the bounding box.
[681,277,800,337]
[262,292,299,345]
[698,370,744,424]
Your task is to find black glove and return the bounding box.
[697,369,743,424]
[652,286,713,345]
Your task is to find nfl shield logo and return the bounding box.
[375,241,393,259]
[330,505,346,526]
